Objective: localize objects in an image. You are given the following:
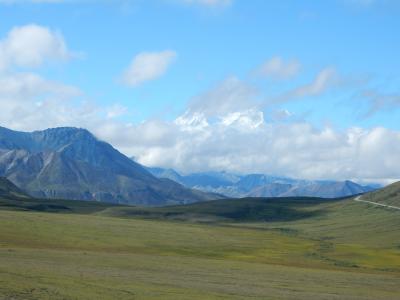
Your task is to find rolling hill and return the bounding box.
[0,181,399,299]
[0,126,219,205]
[360,181,400,206]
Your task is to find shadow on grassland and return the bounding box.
[0,193,346,223]
[102,197,339,223]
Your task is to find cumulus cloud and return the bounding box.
[0,24,70,71]
[91,72,400,184]
[257,56,301,80]
[0,72,96,130]
[106,104,128,119]
[92,109,400,185]
[121,50,177,87]
[0,24,97,131]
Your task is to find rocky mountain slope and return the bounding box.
[0,126,219,205]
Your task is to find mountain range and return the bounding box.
[147,168,377,198]
[0,125,377,205]
[0,126,219,205]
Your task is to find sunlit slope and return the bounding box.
[2,188,398,251]
[360,181,400,206]
[100,195,400,248]
[101,195,400,268]
[248,196,400,248]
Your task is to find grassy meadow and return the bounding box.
[0,195,399,299]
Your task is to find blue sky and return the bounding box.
[0,0,399,183]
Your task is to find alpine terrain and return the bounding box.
[147,168,376,198]
[0,126,219,205]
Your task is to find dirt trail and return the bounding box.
[354,195,400,211]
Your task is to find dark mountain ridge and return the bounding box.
[0,177,28,198]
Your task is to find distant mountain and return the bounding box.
[146,168,240,188]
[251,180,372,198]
[0,126,220,205]
[248,183,293,197]
[147,168,377,198]
[146,167,184,184]
[235,174,296,192]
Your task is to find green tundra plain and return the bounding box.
[0,184,400,300]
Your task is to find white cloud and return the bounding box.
[121,50,177,87]
[175,111,209,132]
[271,109,293,121]
[188,76,259,117]
[106,104,128,119]
[293,67,337,96]
[0,72,79,98]
[91,109,400,185]
[360,89,400,117]
[220,109,264,130]
[90,73,400,184]
[0,24,70,71]
[274,67,338,103]
[0,25,97,131]
[257,56,301,80]
[0,72,96,130]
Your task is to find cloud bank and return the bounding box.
[92,109,400,185]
